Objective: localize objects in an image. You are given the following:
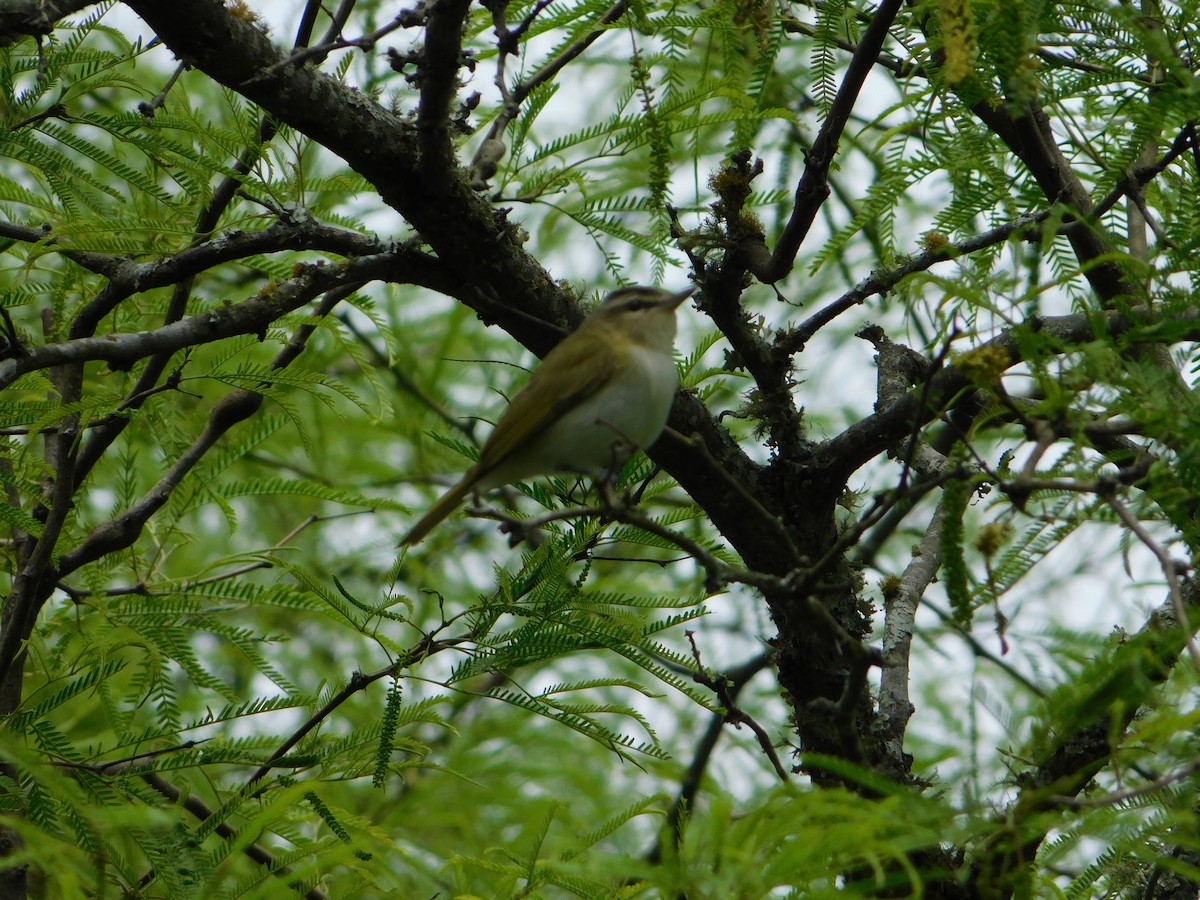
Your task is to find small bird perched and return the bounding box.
[400,285,693,546]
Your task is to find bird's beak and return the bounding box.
[664,286,695,309]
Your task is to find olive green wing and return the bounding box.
[475,336,615,474]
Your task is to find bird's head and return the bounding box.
[586,285,694,347]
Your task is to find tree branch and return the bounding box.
[0,251,445,389]
[0,0,96,47]
[417,0,473,173]
[762,0,905,281]
[818,306,1200,484]
[877,497,946,776]
[470,0,627,185]
[140,772,328,900]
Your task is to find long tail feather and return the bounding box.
[399,476,476,546]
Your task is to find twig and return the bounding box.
[139,771,327,899]
[336,312,474,439]
[57,511,371,600]
[1050,759,1200,808]
[778,213,1044,354]
[777,124,1196,354]
[52,740,209,774]
[0,358,82,691]
[819,304,1200,484]
[1100,486,1200,672]
[923,600,1048,697]
[475,485,788,595]
[254,5,429,81]
[780,16,918,78]
[686,633,788,783]
[242,627,471,790]
[11,101,67,131]
[475,482,880,662]
[763,0,905,281]
[646,652,771,863]
[469,0,628,184]
[138,62,186,117]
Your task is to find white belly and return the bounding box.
[481,345,677,487]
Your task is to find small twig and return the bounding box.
[52,740,210,774]
[478,484,881,670]
[242,626,471,790]
[780,16,918,78]
[1086,125,1197,224]
[139,771,327,900]
[0,308,26,359]
[646,651,771,864]
[0,219,127,279]
[923,600,1050,697]
[686,632,788,783]
[482,481,807,595]
[1100,486,1200,671]
[1050,759,1200,809]
[58,510,371,600]
[0,251,430,392]
[11,101,67,131]
[138,62,186,118]
[1035,47,1124,77]
[336,312,473,439]
[253,6,429,81]
[892,331,955,497]
[244,669,384,788]
[0,363,82,688]
[791,471,950,604]
[469,0,627,183]
[117,368,199,411]
[778,213,1045,355]
[778,124,1196,353]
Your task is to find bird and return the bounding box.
[399,285,693,546]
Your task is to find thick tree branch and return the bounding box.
[0,357,82,703]
[0,251,446,389]
[0,0,95,46]
[818,306,1200,484]
[694,157,806,461]
[762,0,905,281]
[877,498,946,776]
[417,0,472,173]
[969,99,1130,302]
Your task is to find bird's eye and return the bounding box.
[625,299,646,311]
